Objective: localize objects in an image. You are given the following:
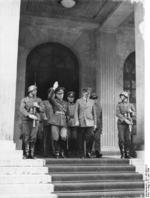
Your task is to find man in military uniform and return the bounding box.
[116,91,136,159]
[20,85,44,159]
[74,88,96,158]
[48,81,67,158]
[42,99,53,157]
[66,91,78,156]
[90,93,103,158]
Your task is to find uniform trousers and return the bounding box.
[78,127,94,156]
[94,129,101,153]
[51,125,67,153]
[117,123,131,153]
[22,120,39,144]
[68,127,78,153]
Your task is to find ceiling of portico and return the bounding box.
[20,0,134,30]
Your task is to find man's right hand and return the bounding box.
[53,81,59,90]
[28,114,38,120]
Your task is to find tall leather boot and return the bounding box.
[53,141,60,158]
[119,143,125,159]
[30,142,35,159]
[124,143,130,159]
[24,143,30,159]
[72,139,78,157]
[60,140,66,158]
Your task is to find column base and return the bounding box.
[101,146,120,156]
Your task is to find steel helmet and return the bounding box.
[28,85,37,93]
[120,91,129,98]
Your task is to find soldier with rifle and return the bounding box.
[116,91,136,159]
[20,85,44,159]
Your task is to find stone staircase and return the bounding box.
[46,158,145,198]
[0,141,145,198]
[0,141,56,198]
[0,158,57,198]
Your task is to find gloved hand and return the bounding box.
[53,81,59,90]
[33,102,40,108]
[28,114,38,120]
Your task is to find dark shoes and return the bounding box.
[54,152,60,159]
[95,151,102,158]
[124,154,130,159]
[60,152,66,158]
[23,154,35,159]
[23,154,30,159]
[54,152,66,159]
[86,152,92,158]
[29,154,35,159]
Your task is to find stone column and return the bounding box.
[14,46,29,149]
[134,2,144,150]
[0,0,21,140]
[96,31,119,153]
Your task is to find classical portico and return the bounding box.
[0,0,145,156]
[0,1,148,197]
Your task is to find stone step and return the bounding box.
[0,167,48,175]
[0,159,45,167]
[0,150,23,159]
[0,194,57,198]
[51,172,143,182]
[47,165,135,173]
[130,158,145,175]
[55,190,144,198]
[0,175,51,184]
[0,141,16,151]
[45,158,129,165]
[0,184,54,195]
[54,181,144,192]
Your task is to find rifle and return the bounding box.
[124,111,133,133]
[33,72,37,128]
[32,106,36,128]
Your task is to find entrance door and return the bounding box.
[26,42,79,99]
[25,42,79,156]
[123,52,136,104]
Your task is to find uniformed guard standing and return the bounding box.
[116,91,136,159]
[66,91,78,156]
[48,81,68,158]
[20,85,44,159]
[90,93,103,158]
[74,88,96,158]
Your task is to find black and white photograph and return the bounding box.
[0,0,149,197]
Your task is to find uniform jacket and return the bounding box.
[95,103,102,133]
[42,100,54,125]
[116,101,136,125]
[20,96,44,122]
[66,102,76,127]
[48,88,67,127]
[74,98,97,127]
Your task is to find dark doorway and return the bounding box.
[123,52,136,104]
[25,42,79,156]
[26,42,79,99]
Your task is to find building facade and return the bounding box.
[0,0,144,154]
